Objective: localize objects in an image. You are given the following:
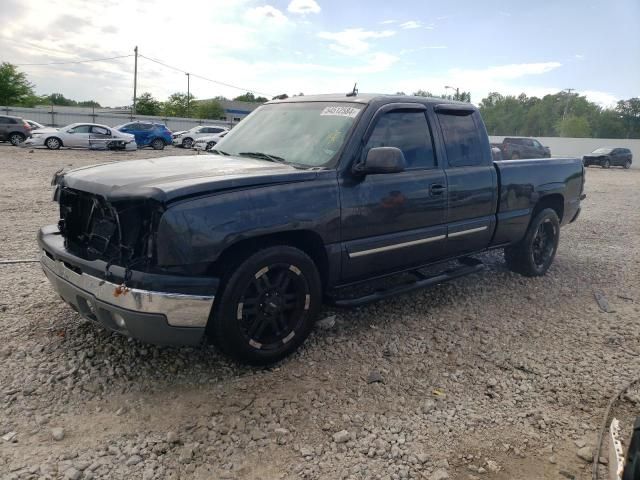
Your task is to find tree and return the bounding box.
[0,62,35,106]
[616,98,640,138]
[46,93,76,106]
[196,99,224,119]
[77,100,101,108]
[272,93,288,100]
[233,92,268,103]
[412,90,434,97]
[135,92,162,116]
[556,115,591,137]
[163,92,196,117]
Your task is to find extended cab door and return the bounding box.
[339,104,447,281]
[433,106,497,256]
[65,124,92,147]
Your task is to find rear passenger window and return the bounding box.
[437,113,484,167]
[364,111,436,169]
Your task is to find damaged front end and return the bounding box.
[55,185,164,274]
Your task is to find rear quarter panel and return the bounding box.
[492,158,584,245]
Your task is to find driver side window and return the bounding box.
[364,110,436,169]
[68,125,92,134]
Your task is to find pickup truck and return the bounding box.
[38,94,585,365]
[492,137,551,160]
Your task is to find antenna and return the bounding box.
[346,83,358,97]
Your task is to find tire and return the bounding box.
[150,138,165,150]
[45,137,61,150]
[504,208,560,277]
[209,246,322,365]
[9,133,25,146]
[182,137,193,149]
[624,160,632,169]
[511,152,520,160]
[206,141,215,151]
[602,159,611,169]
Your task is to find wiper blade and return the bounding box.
[238,151,287,163]
[210,148,230,156]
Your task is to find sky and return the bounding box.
[1,0,638,107]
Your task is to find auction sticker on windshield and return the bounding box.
[320,106,361,118]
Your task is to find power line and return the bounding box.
[138,54,272,97]
[14,54,133,67]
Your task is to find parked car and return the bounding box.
[583,147,633,169]
[40,94,585,365]
[172,126,228,148]
[0,115,32,145]
[115,121,172,150]
[492,137,551,159]
[25,123,136,150]
[25,120,45,131]
[193,131,228,151]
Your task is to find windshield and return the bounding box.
[216,102,364,167]
[592,147,613,154]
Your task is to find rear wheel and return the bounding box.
[505,208,560,277]
[150,138,165,150]
[209,246,322,365]
[9,133,25,146]
[602,159,611,169]
[182,137,193,149]
[624,160,632,169]
[45,137,61,150]
[206,141,215,151]
[511,152,520,160]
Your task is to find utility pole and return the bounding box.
[186,72,190,118]
[132,46,138,116]
[445,85,460,101]
[562,88,574,121]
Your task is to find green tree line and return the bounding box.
[479,91,640,139]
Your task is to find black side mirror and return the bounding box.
[355,147,406,175]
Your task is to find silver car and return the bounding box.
[193,131,228,151]
[25,123,137,150]
[172,126,228,148]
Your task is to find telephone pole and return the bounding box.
[132,46,138,116]
[562,88,574,121]
[445,85,460,101]
[186,72,190,117]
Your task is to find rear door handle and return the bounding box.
[430,184,447,195]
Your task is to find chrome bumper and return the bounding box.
[40,252,214,328]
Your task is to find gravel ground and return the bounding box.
[1,144,639,480]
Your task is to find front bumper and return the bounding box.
[193,142,208,151]
[24,136,46,146]
[172,137,185,146]
[38,225,217,346]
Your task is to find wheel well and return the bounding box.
[210,231,329,287]
[9,131,25,137]
[45,136,63,146]
[533,194,564,222]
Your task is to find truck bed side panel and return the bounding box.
[492,158,584,246]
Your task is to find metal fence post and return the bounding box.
[50,105,55,127]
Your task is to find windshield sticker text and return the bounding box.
[320,106,361,118]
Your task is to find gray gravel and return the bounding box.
[1,144,640,479]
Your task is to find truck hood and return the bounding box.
[56,155,319,204]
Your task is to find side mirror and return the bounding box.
[355,147,406,175]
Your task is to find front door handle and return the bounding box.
[430,184,447,196]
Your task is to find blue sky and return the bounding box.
[1,0,638,106]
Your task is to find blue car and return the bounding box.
[115,121,172,150]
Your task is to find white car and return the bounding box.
[25,123,137,150]
[172,125,228,149]
[193,131,228,151]
[25,120,45,130]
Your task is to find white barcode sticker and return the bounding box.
[320,106,361,118]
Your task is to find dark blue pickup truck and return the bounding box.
[39,94,585,364]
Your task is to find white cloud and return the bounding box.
[580,90,618,107]
[379,19,396,24]
[287,0,321,14]
[318,28,395,56]
[245,5,289,25]
[574,54,585,60]
[449,62,562,81]
[399,21,422,29]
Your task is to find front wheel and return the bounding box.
[45,137,61,150]
[504,208,560,277]
[624,160,632,169]
[182,137,193,149]
[206,141,215,151]
[209,246,322,365]
[150,138,165,150]
[602,159,611,169]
